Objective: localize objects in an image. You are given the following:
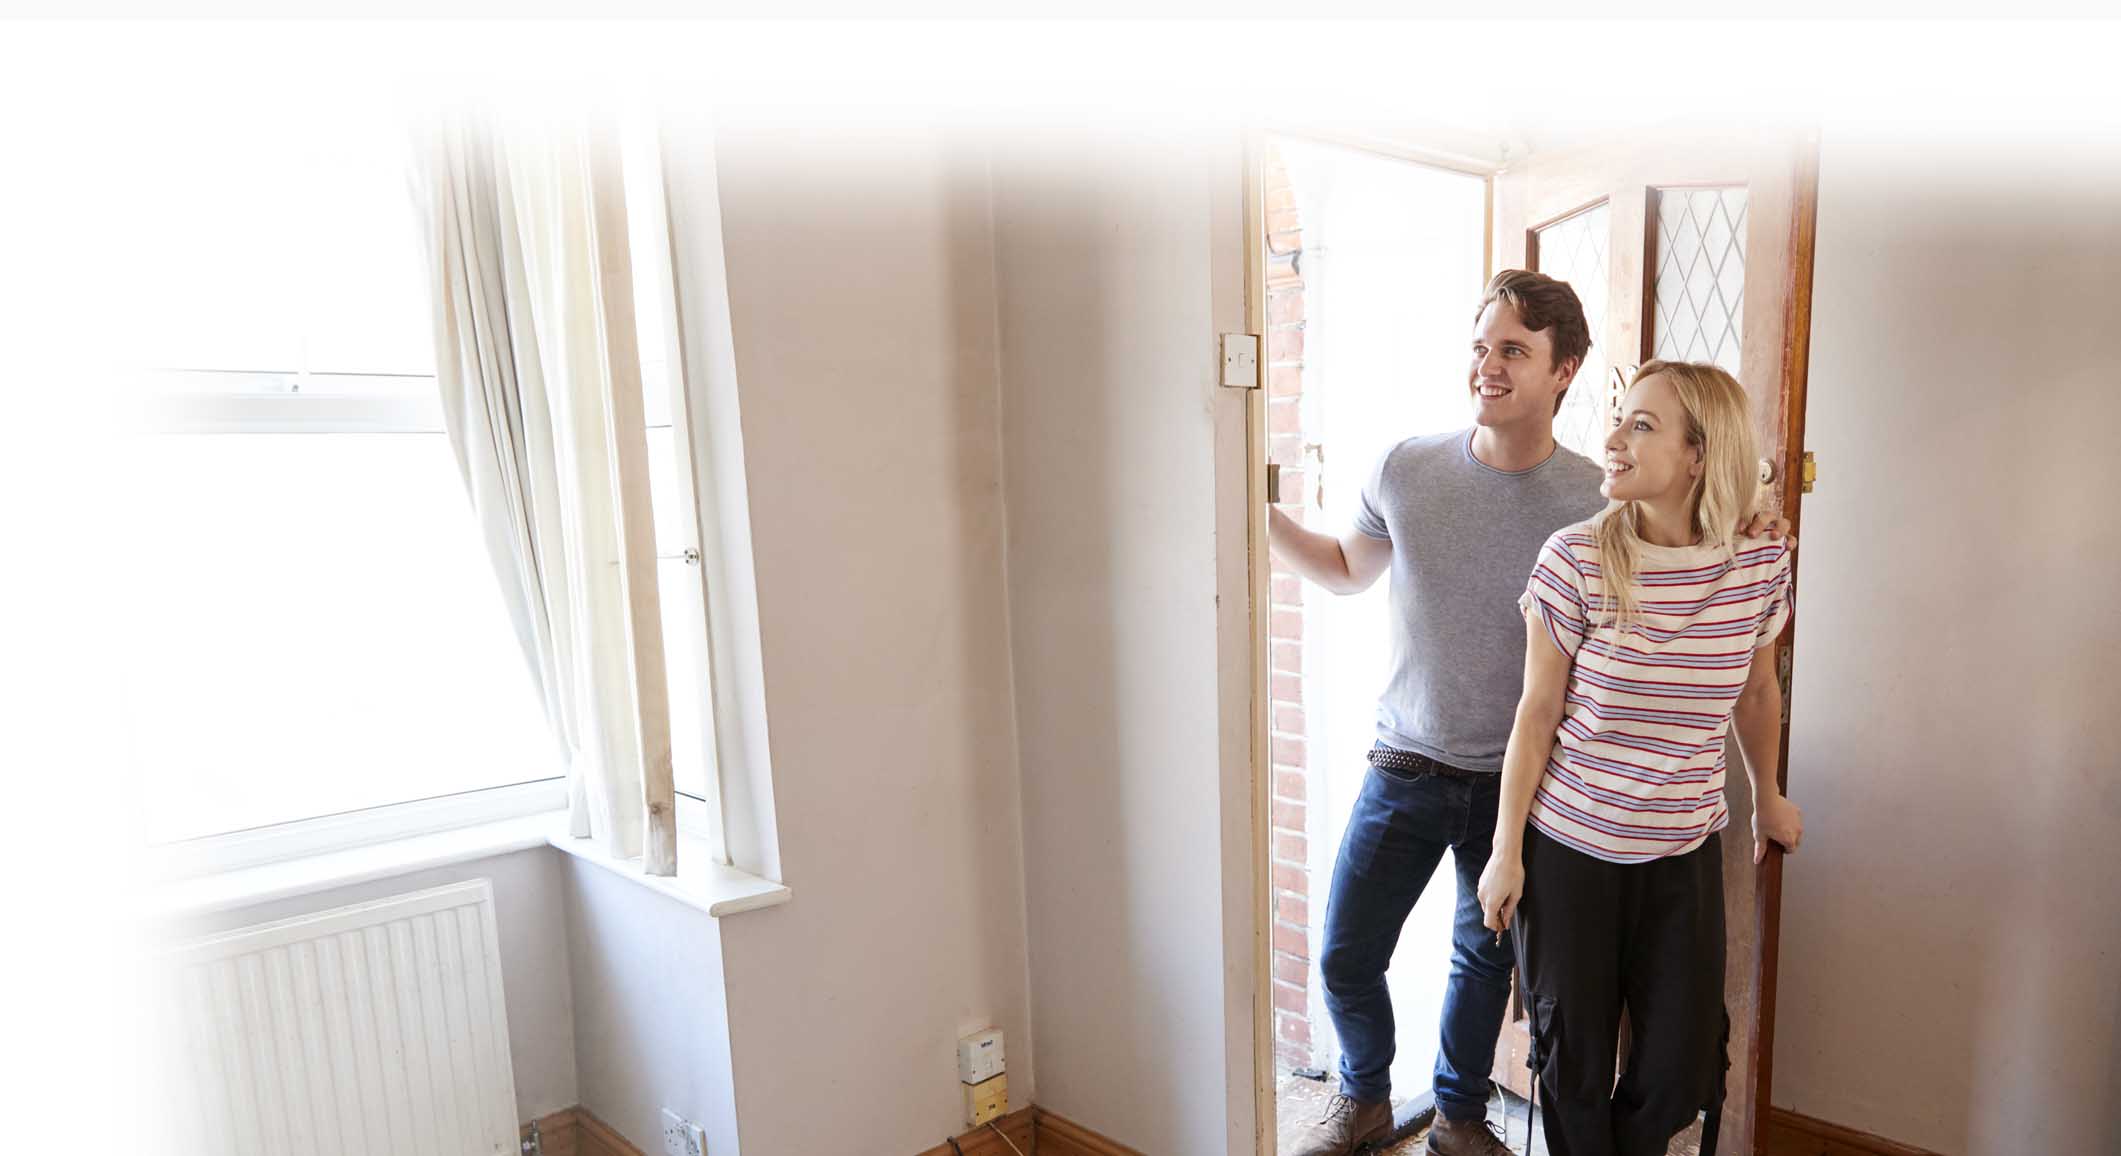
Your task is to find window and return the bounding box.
[624,121,722,811]
[128,418,564,845]
[123,96,566,849]
[1533,200,1616,462]
[124,97,722,857]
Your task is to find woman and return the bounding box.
[1476,360,1805,1156]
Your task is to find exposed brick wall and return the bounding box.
[1262,144,1315,1072]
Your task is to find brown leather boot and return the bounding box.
[1425,1113,1514,1156]
[1287,1093,1392,1156]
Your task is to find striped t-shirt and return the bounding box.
[1517,520,1794,864]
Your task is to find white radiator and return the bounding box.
[161,880,520,1156]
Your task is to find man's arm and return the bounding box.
[1741,511,1793,541]
[1266,505,1392,595]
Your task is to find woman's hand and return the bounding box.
[1753,792,1805,864]
[1477,852,1525,936]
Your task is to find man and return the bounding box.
[1276,270,1783,1156]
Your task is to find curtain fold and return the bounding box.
[413,110,645,860]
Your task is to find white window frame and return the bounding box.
[138,371,573,870]
[140,369,445,435]
[135,114,755,882]
[152,779,569,879]
[139,361,729,869]
[621,116,730,859]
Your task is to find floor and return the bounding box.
[1275,1072,1705,1155]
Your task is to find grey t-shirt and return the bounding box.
[1353,428,1606,771]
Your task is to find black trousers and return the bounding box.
[1512,829,1729,1156]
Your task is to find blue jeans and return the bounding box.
[1318,747,1515,1121]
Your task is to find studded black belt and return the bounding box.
[1366,746,1484,780]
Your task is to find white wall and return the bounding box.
[166,850,580,1126]
[561,859,740,1156]
[991,121,1258,1156]
[1773,130,2121,1154]
[699,117,1037,1156]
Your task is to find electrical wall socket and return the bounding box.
[660,1108,705,1156]
[957,1027,1004,1084]
[964,1072,1007,1128]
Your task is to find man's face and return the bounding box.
[1467,301,1576,432]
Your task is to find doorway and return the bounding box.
[1255,134,1497,1151]
[1249,124,1820,1155]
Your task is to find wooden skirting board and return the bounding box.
[1032,1107,1146,1155]
[915,1106,1040,1155]
[965,1104,1911,1156]
[1765,1108,1944,1156]
[917,1106,1141,1156]
[524,1103,1101,1156]
[531,1102,1928,1156]
[520,1106,640,1156]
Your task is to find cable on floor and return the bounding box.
[987,1121,1027,1156]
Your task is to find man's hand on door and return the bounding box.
[1740,511,1794,542]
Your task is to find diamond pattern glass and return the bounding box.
[1534,202,1613,461]
[1651,186,1748,377]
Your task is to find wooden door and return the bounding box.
[1486,125,1821,1154]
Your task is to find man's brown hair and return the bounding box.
[1476,269,1592,415]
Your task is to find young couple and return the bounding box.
[1270,270,1805,1156]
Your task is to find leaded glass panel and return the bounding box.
[1651,186,1748,377]
[1534,203,1613,461]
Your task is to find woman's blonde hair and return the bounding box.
[1592,359,1761,632]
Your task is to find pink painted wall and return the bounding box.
[991,121,1260,1156]
[705,118,1038,1156]
[1773,128,2121,1155]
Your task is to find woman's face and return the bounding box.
[1601,373,1702,504]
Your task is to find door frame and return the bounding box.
[1241,125,1501,1153]
[1750,131,1822,1137]
[1243,124,1274,1156]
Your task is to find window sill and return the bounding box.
[152,811,790,922]
[542,820,791,918]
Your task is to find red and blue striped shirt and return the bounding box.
[1517,521,1794,864]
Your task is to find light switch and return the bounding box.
[1220,333,1260,389]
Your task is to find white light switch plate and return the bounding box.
[1220,333,1259,389]
[661,1108,705,1156]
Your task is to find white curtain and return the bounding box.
[413,110,646,859]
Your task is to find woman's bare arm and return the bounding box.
[1733,642,1803,863]
[1478,611,1575,933]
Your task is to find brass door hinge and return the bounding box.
[1800,451,1817,494]
[1266,462,1282,504]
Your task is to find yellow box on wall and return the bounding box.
[964,1073,1007,1128]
